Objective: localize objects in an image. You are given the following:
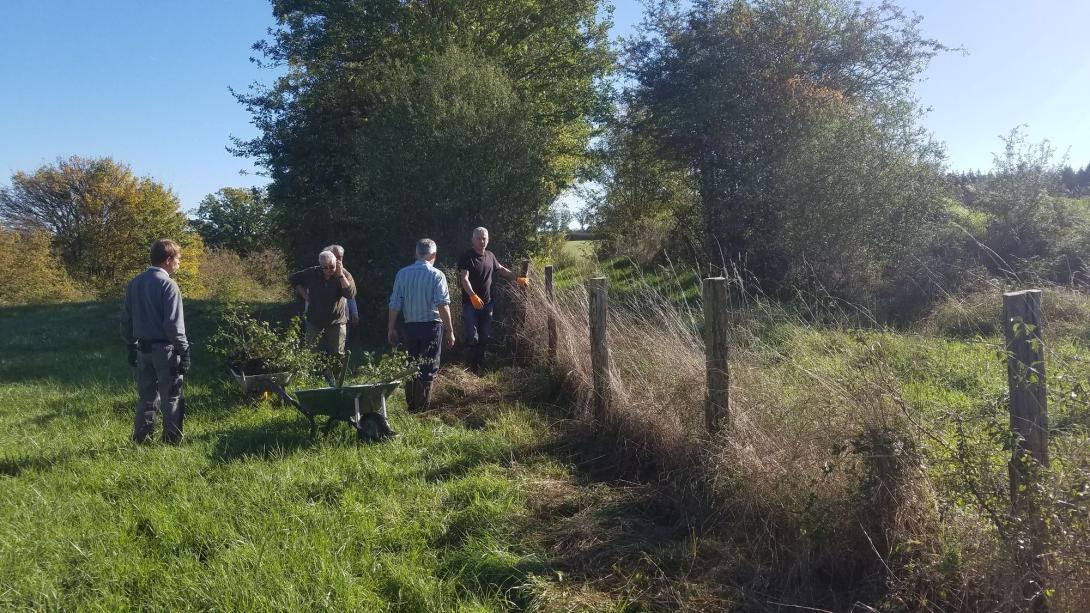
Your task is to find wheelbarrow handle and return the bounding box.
[266,380,301,410]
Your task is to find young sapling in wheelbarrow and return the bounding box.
[209,303,330,396]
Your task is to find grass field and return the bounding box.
[5,267,1090,609]
[0,301,610,610]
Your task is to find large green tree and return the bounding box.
[586,107,703,264]
[627,0,949,290]
[192,187,276,254]
[234,0,612,301]
[0,156,193,296]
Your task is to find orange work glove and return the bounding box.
[516,276,530,288]
[470,293,485,310]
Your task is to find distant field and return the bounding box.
[560,239,598,261]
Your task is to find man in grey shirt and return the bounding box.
[324,244,360,332]
[120,239,190,444]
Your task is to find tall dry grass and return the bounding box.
[505,267,1090,610]
[511,274,705,470]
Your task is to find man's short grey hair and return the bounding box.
[318,250,337,266]
[324,244,344,258]
[472,227,488,239]
[416,238,437,259]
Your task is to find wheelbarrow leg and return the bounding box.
[322,416,338,435]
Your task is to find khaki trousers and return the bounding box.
[305,321,347,357]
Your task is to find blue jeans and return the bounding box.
[462,301,494,347]
[404,321,443,383]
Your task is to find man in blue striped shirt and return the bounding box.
[387,238,455,412]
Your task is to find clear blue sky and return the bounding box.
[2,1,1088,214]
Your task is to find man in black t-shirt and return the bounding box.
[456,227,528,373]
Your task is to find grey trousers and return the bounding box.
[133,344,184,443]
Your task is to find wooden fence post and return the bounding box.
[1003,289,1049,612]
[545,265,557,362]
[703,277,729,434]
[589,277,611,424]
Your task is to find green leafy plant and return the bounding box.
[209,304,332,376]
[342,349,420,385]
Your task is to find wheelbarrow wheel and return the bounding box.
[356,416,381,442]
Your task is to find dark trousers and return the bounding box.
[134,343,185,443]
[404,321,443,383]
[462,301,494,370]
[462,301,494,346]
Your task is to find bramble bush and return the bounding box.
[341,349,420,385]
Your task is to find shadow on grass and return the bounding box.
[423,452,491,484]
[496,404,728,610]
[0,446,106,478]
[196,419,318,464]
[17,387,129,430]
[440,552,550,611]
[0,299,254,389]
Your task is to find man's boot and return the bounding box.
[469,344,485,374]
[406,379,429,413]
[418,381,433,412]
[404,380,419,413]
[375,412,398,438]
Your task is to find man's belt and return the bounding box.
[137,339,170,352]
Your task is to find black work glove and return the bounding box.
[127,344,138,367]
[177,351,191,375]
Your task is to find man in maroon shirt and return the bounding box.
[456,227,527,373]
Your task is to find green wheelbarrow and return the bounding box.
[269,378,401,442]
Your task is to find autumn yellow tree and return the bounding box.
[0,229,87,305]
[0,156,197,297]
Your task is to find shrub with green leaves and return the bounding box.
[342,349,420,386]
[208,304,332,376]
[0,228,88,305]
